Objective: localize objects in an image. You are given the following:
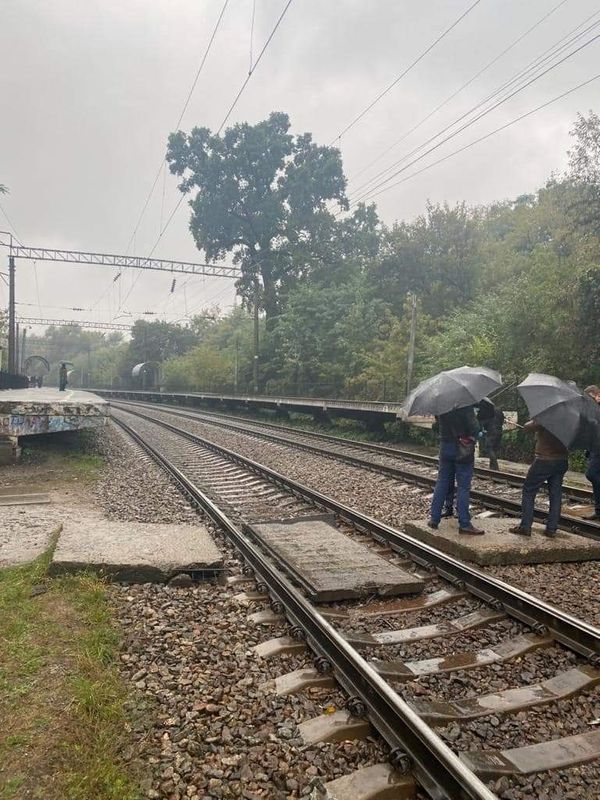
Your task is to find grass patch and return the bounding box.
[0,554,140,800]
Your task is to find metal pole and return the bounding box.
[21,327,27,373]
[8,255,15,373]
[406,292,417,397]
[253,277,259,394]
[15,322,20,375]
[234,337,239,393]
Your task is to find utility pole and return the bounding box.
[234,336,239,393]
[20,327,27,373]
[8,255,15,373]
[15,322,19,376]
[406,292,417,397]
[253,276,259,394]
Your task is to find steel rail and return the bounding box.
[112,411,499,800]
[113,400,600,540]
[114,405,600,661]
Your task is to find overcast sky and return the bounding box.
[1,0,598,330]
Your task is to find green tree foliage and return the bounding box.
[166,112,348,325]
[567,110,600,233]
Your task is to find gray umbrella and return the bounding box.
[517,373,600,450]
[403,366,503,417]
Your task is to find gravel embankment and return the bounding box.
[120,406,600,626]
[97,421,405,799]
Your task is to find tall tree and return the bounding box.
[166,112,348,326]
[567,110,600,232]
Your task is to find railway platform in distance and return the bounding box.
[0,388,109,463]
[406,517,600,566]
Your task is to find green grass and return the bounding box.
[0,553,140,800]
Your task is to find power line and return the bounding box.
[351,26,600,206]
[364,73,600,201]
[127,0,296,315]
[123,0,230,257]
[0,201,23,245]
[350,13,600,203]
[330,0,483,145]
[217,0,295,133]
[349,0,570,185]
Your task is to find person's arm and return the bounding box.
[465,408,480,438]
[523,419,539,432]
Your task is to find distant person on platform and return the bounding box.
[37,375,43,388]
[510,420,568,538]
[480,404,505,471]
[428,405,484,535]
[59,363,68,392]
[584,385,600,520]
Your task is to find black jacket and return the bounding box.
[438,406,479,442]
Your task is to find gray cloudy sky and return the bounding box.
[1,0,598,329]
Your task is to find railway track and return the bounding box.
[112,399,600,539]
[112,404,600,800]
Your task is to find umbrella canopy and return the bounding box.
[404,366,503,417]
[517,373,600,450]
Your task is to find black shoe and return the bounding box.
[459,525,484,535]
[427,520,439,530]
[509,525,531,536]
[543,528,557,538]
[441,507,454,518]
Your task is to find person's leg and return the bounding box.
[518,459,548,532]
[585,455,600,516]
[455,457,475,529]
[488,440,499,471]
[443,463,456,516]
[430,443,455,525]
[546,460,568,533]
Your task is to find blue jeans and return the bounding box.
[520,458,568,532]
[430,441,474,528]
[586,453,600,514]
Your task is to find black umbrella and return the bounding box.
[404,366,503,417]
[517,373,600,450]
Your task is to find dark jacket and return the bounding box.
[438,406,479,442]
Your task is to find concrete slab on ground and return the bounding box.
[0,493,51,506]
[0,507,63,567]
[244,514,424,601]
[50,511,222,582]
[0,388,109,438]
[405,517,600,566]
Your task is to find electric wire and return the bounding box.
[330,0,483,145]
[351,26,600,206]
[351,13,600,203]
[349,0,570,184]
[364,73,600,202]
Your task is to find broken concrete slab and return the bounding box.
[244,514,424,602]
[0,506,63,567]
[324,763,416,800]
[405,517,600,566]
[50,511,222,582]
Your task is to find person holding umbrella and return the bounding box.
[404,366,504,535]
[584,385,600,521]
[510,374,600,537]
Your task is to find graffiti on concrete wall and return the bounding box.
[1,414,108,436]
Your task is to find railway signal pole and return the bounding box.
[8,255,16,373]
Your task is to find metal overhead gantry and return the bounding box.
[0,232,241,373]
[18,317,135,332]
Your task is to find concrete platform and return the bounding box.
[50,511,222,582]
[244,514,424,601]
[0,388,109,438]
[405,517,600,566]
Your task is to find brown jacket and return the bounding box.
[525,421,568,460]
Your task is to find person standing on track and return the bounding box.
[584,385,600,520]
[428,405,484,535]
[509,420,568,537]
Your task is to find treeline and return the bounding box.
[23,111,600,399]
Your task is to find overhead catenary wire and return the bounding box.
[330,0,483,145]
[351,27,600,206]
[350,12,600,203]
[349,0,570,184]
[126,0,295,321]
[362,73,600,202]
